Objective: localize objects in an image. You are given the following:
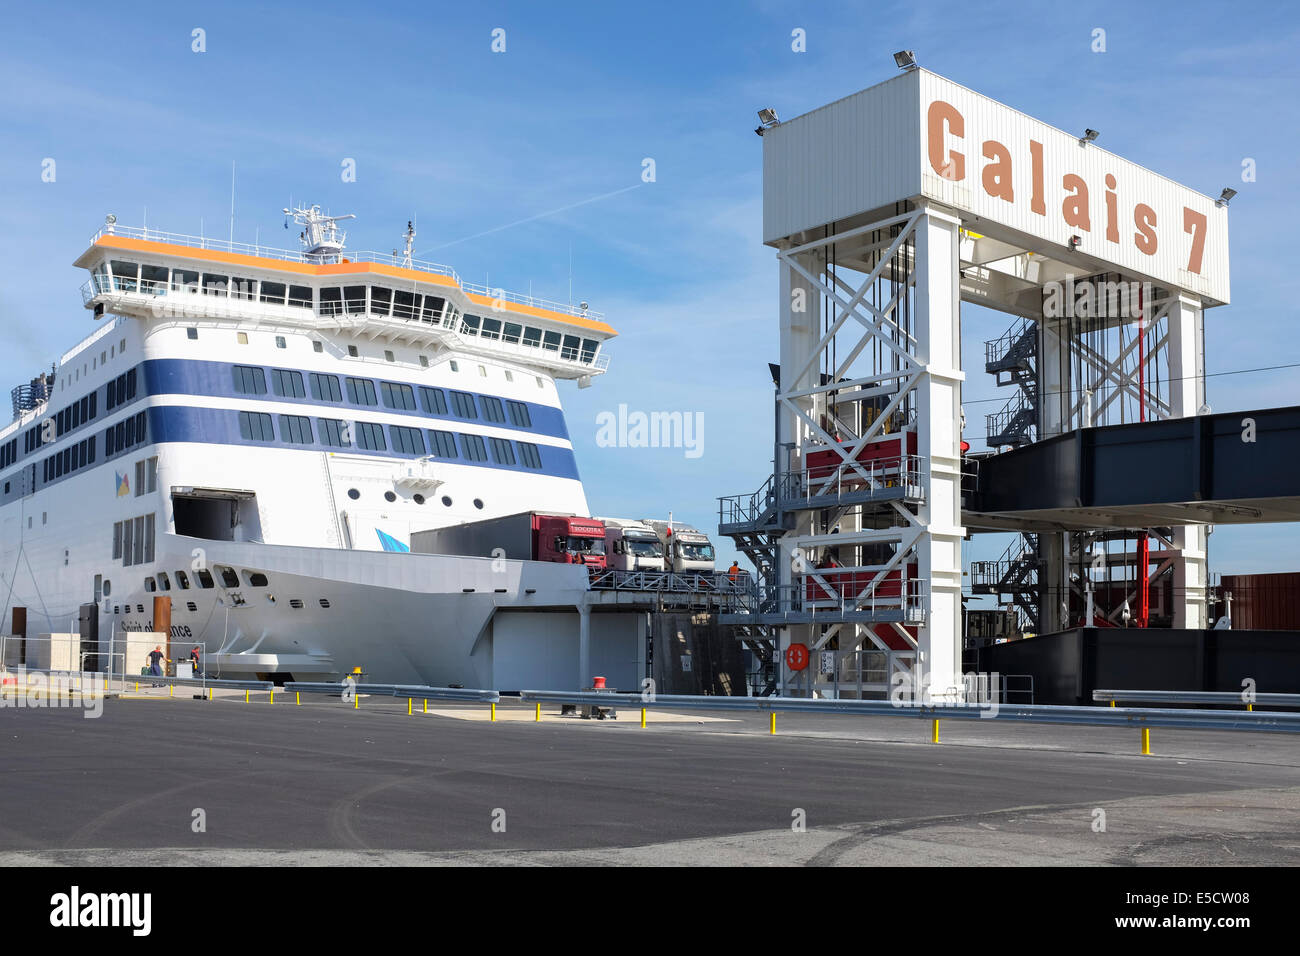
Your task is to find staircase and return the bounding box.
[970,532,1042,632]
[983,318,1038,448]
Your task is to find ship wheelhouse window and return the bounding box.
[390,425,424,456]
[459,433,487,462]
[111,260,139,292]
[380,382,416,411]
[503,322,522,344]
[260,281,287,305]
[542,330,562,352]
[317,418,351,447]
[581,339,599,363]
[480,317,502,340]
[489,437,515,466]
[140,264,169,293]
[480,396,505,424]
[343,286,366,314]
[279,415,313,444]
[202,273,229,296]
[460,314,481,336]
[171,269,199,293]
[271,369,306,398]
[426,430,457,458]
[393,290,418,320]
[319,287,343,315]
[232,365,267,395]
[287,286,313,308]
[517,442,543,469]
[309,373,342,403]
[421,295,445,323]
[522,327,543,347]
[561,335,581,360]
[231,277,257,300]
[237,411,275,442]
[346,377,378,406]
[370,286,392,316]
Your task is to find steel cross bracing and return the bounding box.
[719,205,966,699]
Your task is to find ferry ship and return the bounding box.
[0,206,623,687]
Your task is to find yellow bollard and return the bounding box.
[640,707,647,728]
[1248,703,1254,712]
[407,697,413,716]
[269,688,274,705]
[135,682,139,692]
[296,691,301,706]
[169,684,174,698]
[354,691,359,709]
[207,688,213,701]
[1141,727,1151,756]
[423,699,427,715]
[769,712,776,735]
[1110,700,1116,708]
[490,702,497,722]
[535,703,541,722]
[932,718,940,744]
[244,689,249,703]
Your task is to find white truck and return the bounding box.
[596,517,666,572]
[644,520,716,575]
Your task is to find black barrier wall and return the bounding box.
[976,628,1300,705]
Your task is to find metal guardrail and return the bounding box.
[517,690,1300,741]
[1094,689,1300,708]
[285,681,499,703]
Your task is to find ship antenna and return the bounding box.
[401,219,416,268]
[283,203,356,264]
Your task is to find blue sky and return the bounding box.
[1,0,1298,581]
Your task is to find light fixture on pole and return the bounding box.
[893,50,917,71]
[1217,187,1237,207]
[1078,128,1100,145]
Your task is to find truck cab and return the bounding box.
[597,517,665,571]
[534,514,607,568]
[644,520,716,575]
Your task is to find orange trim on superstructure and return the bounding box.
[84,235,616,335]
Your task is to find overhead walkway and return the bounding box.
[963,405,1300,532]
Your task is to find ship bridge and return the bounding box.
[73,214,615,383]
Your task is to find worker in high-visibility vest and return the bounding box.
[727,560,741,588]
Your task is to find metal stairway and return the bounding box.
[983,317,1038,448]
[970,532,1042,632]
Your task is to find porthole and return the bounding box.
[348,345,359,357]
[103,580,112,597]
[473,498,484,509]
[384,491,396,503]
[347,488,360,500]
[441,495,452,507]
[413,494,425,505]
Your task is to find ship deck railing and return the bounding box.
[88,223,603,321]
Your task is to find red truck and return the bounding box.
[410,511,607,568]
